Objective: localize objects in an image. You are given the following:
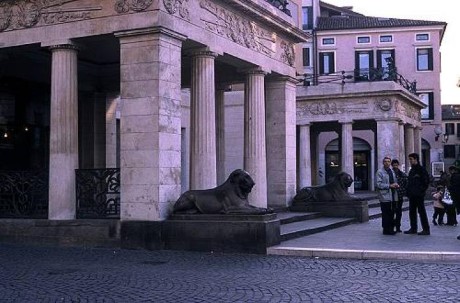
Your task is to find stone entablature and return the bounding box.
[0,0,308,76]
[296,81,425,127]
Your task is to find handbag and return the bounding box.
[443,188,454,205]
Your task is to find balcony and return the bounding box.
[302,66,417,95]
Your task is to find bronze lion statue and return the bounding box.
[172,169,273,215]
[291,172,354,206]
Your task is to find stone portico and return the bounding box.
[297,81,425,191]
[0,0,308,247]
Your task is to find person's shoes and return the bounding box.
[432,219,438,226]
[395,228,402,233]
[417,230,430,235]
[438,221,445,226]
[404,229,417,234]
[383,230,397,235]
[456,235,460,240]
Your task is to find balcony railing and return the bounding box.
[75,168,120,219]
[265,0,291,16]
[0,170,48,218]
[301,66,417,94]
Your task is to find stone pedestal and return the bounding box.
[164,214,280,254]
[291,200,369,223]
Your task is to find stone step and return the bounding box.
[276,211,323,224]
[280,217,356,241]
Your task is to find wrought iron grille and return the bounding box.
[0,170,48,218]
[76,168,120,219]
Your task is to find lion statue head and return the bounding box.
[229,169,255,200]
[334,172,354,190]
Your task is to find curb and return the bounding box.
[267,247,460,262]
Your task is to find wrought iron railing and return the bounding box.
[75,168,120,219]
[265,0,291,16]
[301,67,417,94]
[0,170,48,218]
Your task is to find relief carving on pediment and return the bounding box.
[395,100,421,121]
[199,0,275,57]
[162,0,189,20]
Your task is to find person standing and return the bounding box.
[391,159,407,232]
[404,153,431,235]
[376,157,399,235]
[447,166,460,239]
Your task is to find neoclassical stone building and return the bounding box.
[0,0,308,244]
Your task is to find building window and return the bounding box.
[302,47,310,66]
[355,50,373,81]
[446,123,455,135]
[417,48,433,71]
[457,123,460,137]
[380,35,393,43]
[444,145,456,158]
[416,33,430,41]
[301,6,313,30]
[322,38,335,45]
[319,52,335,75]
[357,36,370,44]
[418,92,434,120]
[377,49,395,79]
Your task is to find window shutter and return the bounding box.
[330,53,335,73]
[319,53,325,74]
[428,48,433,70]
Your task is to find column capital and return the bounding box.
[189,48,218,58]
[114,26,187,41]
[339,119,353,124]
[267,75,298,85]
[240,66,268,76]
[42,40,79,51]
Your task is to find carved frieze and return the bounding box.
[280,40,294,67]
[0,0,156,32]
[163,0,189,20]
[115,0,154,13]
[297,100,369,118]
[395,100,421,121]
[199,0,275,57]
[0,0,104,32]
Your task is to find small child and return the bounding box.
[432,186,445,226]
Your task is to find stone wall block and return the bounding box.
[122,97,159,116]
[120,150,158,168]
[121,115,159,133]
[121,184,160,204]
[121,63,159,82]
[121,80,159,98]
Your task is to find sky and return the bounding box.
[323,0,460,105]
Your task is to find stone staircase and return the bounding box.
[276,192,432,243]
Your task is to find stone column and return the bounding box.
[190,50,217,190]
[398,121,406,170]
[244,68,267,208]
[298,124,311,188]
[340,120,354,193]
[216,85,229,185]
[116,28,185,220]
[266,77,297,208]
[377,119,401,165]
[414,126,422,157]
[405,125,415,171]
[48,43,79,220]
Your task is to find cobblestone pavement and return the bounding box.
[1,243,460,302]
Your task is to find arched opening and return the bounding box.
[325,137,372,191]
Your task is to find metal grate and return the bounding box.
[75,168,120,219]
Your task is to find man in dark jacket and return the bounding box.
[448,166,460,239]
[391,159,407,232]
[404,153,430,235]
